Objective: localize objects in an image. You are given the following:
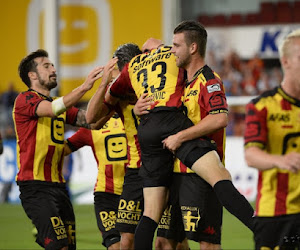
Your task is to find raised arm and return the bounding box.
[86,58,119,123]
[36,66,104,118]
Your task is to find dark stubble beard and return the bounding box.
[37,73,57,90]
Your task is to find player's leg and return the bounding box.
[156,187,189,250]
[59,187,76,250]
[94,192,121,250]
[173,172,221,250]
[115,168,144,249]
[190,150,254,231]
[134,186,168,250]
[19,184,72,250]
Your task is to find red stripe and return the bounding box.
[134,134,141,168]
[16,119,38,180]
[180,162,187,173]
[127,145,131,165]
[105,164,114,193]
[57,150,64,183]
[44,145,55,182]
[256,172,263,215]
[275,172,288,216]
[165,69,185,108]
[280,99,292,110]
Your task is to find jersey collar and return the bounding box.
[278,86,300,107]
[185,65,208,86]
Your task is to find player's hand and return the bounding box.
[133,93,153,115]
[162,132,183,154]
[276,152,300,173]
[101,57,119,87]
[81,66,104,91]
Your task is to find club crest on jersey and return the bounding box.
[207,84,221,93]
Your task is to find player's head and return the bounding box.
[142,38,164,53]
[18,49,57,89]
[113,43,142,71]
[278,29,300,74]
[173,20,207,58]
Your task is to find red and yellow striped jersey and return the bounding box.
[67,115,127,195]
[116,101,141,169]
[110,46,185,110]
[173,65,228,173]
[13,90,79,183]
[244,87,300,216]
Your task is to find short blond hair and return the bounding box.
[279,29,300,58]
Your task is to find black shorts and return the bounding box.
[94,192,121,248]
[115,168,144,233]
[254,213,300,249]
[156,202,186,243]
[138,109,215,187]
[19,182,76,250]
[158,174,222,244]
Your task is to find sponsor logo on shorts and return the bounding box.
[158,206,172,230]
[100,211,117,231]
[117,199,142,225]
[181,206,201,232]
[50,216,68,240]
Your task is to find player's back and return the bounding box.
[127,46,185,110]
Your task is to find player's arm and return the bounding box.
[163,113,228,152]
[64,128,92,156]
[36,65,104,118]
[64,141,73,156]
[245,146,300,173]
[244,101,300,173]
[86,58,118,124]
[74,109,114,130]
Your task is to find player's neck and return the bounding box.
[31,84,51,97]
[281,78,300,100]
[186,57,205,82]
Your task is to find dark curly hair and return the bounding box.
[18,49,48,87]
[113,43,142,71]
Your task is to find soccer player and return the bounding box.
[135,23,226,247]
[13,49,103,250]
[65,113,127,250]
[244,29,300,249]
[87,43,188,249]
[88,34,254,249]
[87,43,146,249]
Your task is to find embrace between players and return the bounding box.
[14,20,300,250]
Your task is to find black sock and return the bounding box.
[134,215,158,250]
[214,180,254,231]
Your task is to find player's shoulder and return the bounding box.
[202,65,216,81]
[15,90,37,104]
[251,87,278,105]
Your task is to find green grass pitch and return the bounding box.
[0,203,254,249]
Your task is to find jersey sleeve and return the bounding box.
[201,79,228,114]
[110,64,133,98]
[66,127,93,152]
[66,106,80,125]
[244,101,268,149]
[14,92,44,120]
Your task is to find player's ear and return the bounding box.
[28,71,37,80]
[190,42,198,55]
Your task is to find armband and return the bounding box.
[51,97,67,116]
